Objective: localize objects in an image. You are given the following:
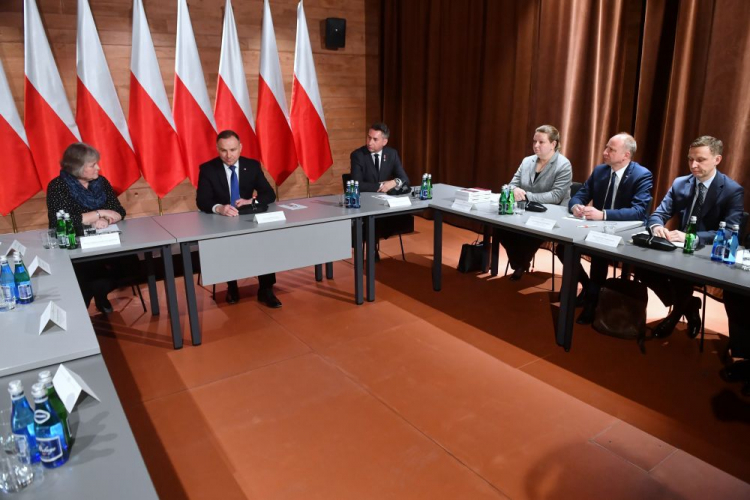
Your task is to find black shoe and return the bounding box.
[576,303,596,325]
[258,289,282,308]
[720,359,750,383]
[509,268,525,281]
[575,289,588,308]
[94,296,113,314]
[652,311,681,338]
[685,297,702,339]
[226,282,239,304]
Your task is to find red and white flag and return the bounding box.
[174,0,217,187]
[0,58,40,215]
[24,0,81,190]
[215,0,261,160]
[257,0,298,185]
[291,0,332,183]
[76,0,140,194]
[129,0,185,197]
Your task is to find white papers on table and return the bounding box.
[277,203,307,210]
[97,224,120,234]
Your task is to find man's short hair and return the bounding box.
[690,135,723,156]
[370,122,390,139]
[60,142,100,178]
[217,130,240,142]
[616,132,637,156]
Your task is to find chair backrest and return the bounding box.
[342,173,352,190]
[570,182,583,199]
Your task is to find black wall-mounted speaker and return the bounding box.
[325,18,346,49]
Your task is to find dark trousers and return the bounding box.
[724,290,750,359]
[228,273,276,292]
[554,245,610,300]
[495,230,543,271]
[72,255,140,305]
[634,268,694,314]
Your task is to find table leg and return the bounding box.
[433,210,443,291]
[181,242,201,346]
[315,264,323,282]
[490,227,500,276]
[354,218,363,304]
[556,243,580,351]
[482,225,491,273]
[325,262,334,279]
[161,245,182,350]
[366,215,376,301]
[144,251,160,315]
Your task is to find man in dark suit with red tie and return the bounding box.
[350,122,410,192]
[196,130,281,307]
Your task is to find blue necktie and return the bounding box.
[603,171,616,210]
[229,165,240,207]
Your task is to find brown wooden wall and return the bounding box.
[0,0,379,233]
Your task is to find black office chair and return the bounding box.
[343,173,413,261]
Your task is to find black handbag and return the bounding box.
[631,232,677,251]
[457,237,488,273]
[593,278,649,352]
[525,201,547,212]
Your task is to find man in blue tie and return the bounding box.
[196,130,280,307]
[560,132,653,324]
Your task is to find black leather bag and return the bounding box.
[593,278,649,352]
[457,238,488,273]
[238,201,269,215]
[525,201,547,212]
[631,232,677,251]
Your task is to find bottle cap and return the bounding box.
[11,252,21,262]
[38,370,52,384]
[0,255,7,263]
[719,221,726,227]
[732,224,740,230]
[30,383,46,400]
[690,216,697,222]
[8,380,23,396]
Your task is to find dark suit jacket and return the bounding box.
[196,156,276,214]
[350,145,410,192]
[648,171,745,244]
[569,161,653,222]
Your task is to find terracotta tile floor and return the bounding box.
[94,217,750,499]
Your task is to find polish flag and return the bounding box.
[24,0,81,191]
[257,0,298,185]
[76,0,140,194]
[0,58,40,215]
[174,0,217,187]
[291,1,332,183]
[129,0,186,197]
[215,0,260,161]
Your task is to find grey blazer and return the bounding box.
[508,152,572,205]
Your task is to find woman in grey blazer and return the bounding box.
[497,125,573,280]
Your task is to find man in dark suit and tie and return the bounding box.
[350,122,409,192]
[560,132,654,324]
[643,136,744,340]
[196,130,281,307]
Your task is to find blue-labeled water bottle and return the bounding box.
[38,371,72,446]
[352,181,361,208]
[8,380,40,464]
[723,224,740,266]
[31,383,69,468]
[0,255,16,311]
[344,181,352,208]
[12,252,33,304]
[710,221,727,262]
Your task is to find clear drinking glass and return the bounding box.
[0,409,15,455]
[514,201,526,215]
[604,222,617,234]
[741,248,750,271]
[0,455,35,493]
[40,229,58,249]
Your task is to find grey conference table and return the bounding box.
[153,199,368,345]
[428,184,640,351]
[66,217,182,349]
[567,228,750,350]
[0,355,157,499]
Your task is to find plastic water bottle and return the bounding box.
[711,222,727,262]
[0,255,16,311]
[38,371,72,446]
[8,380,40,464]
[56,211,67,248]
[723,224,740,266]
[352,181,361,208]
[12,252,33,304]
[31,383,69,468]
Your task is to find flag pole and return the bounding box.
[306,178,310,198]
[275,184,280,201]
[157,197,164,216]
[10,210,18,233]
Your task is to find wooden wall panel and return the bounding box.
[1,0,378,233]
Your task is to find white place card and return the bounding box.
[451,200,474,213]
[5,240,26,256]
[255,211,287,224]
[525,216,558,231]
[385,196,412,208]
[53,364,101,413]
[585,231,623,248]
[80,232,121,250]
[28,256,51,276]
[39,301,67,334]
